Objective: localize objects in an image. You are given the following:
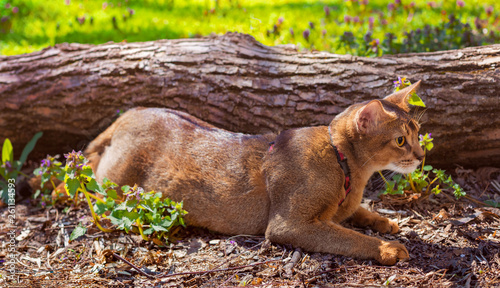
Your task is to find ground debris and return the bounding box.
[1,170,500,287]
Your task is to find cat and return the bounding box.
[85,81,424,265]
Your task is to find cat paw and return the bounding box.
[373,218,399,234]
[377,241,409,265]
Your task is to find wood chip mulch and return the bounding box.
[1,167,499,287]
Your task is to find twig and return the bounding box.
[283,248,302,278]
[463,194,494,207]
[112,252,157,279]
[158,259,281,279]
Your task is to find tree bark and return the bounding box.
[0,32,499,168]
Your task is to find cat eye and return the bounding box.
[396,136,406,147]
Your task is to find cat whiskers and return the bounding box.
[372,170,397,187]
[361,152,380,168]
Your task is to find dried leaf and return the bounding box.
[449,211,482,226]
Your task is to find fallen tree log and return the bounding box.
[0,32,499,168]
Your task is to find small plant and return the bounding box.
[34,151,187,244]
[0,132,43,202]
[380,79,465,200]
[381,133,465,200]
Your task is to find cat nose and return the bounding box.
[414,153,424,162]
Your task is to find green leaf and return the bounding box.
[41,172,51,186]
[159,218,173,228]
[425,142,434,151]
[408,92,426,107]
[485,200,500,208]
[114,201,127,211]
[106,197,116,209]
[106,189,118,199]
[122,217,133,231]
[0,181,8,202]
[65,177,81,197]
[453,184,466,199]
[18,132,43,168]
[102,178,118,189]
[94,201,108,215]
[151,224,169,232]
[69,224,87,241]
[126,199,138,212]
[86,178,105,195]
[140,203,154,213]
[431,185,441,195]
[423,165,433,171]
[121,185,131,193]
[55,171,66,182]
[109,211,124,224]
[81,166,95,178]
[33,189,41,200]
[143,227,154,235]
[2,138,13,163]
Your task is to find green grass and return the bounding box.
[1,0,499,56]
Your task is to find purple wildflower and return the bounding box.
[427,1,436,8]
[361,0,369,5]
[353,16,360,23]
[289,28,294,36]
[324,6,330,17]
[388,3,395,11]
[2,161,12,173]
[393,76,403,88]
[41,159,51,168]
[302,29,310,41]
[322,29,327,36]
[344,15,352,23]
[368,16,375,25]
[456,0,464,8]
[278,17,284,25]
[128,8,135,16]
[486,5,493,16]
[64,150,85,170]
[309,21,314,29]
[12,6,18,13]
[135,187,143,200]
[395,0,401,4]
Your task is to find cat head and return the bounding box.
[350,81,425,174]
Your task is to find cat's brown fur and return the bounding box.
[85,81,424,265]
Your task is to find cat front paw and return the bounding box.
[373,218,399,234]
[377,241,409,265]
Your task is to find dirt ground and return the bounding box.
[1,166,499,287]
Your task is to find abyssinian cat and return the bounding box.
[85,81,424,265]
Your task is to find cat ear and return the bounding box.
[355,100,396,134]
[383,80,421,112]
